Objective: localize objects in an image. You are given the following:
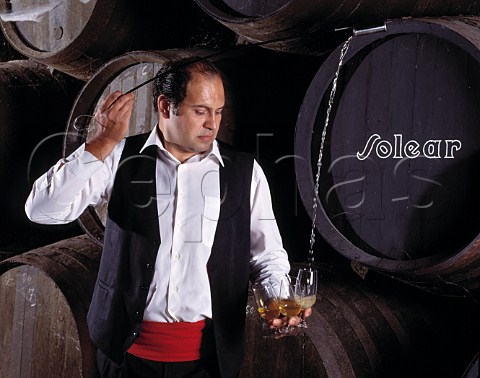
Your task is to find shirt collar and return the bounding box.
[139,126,224,166]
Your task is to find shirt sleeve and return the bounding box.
[249,160,291,283]
[25,141,124,225]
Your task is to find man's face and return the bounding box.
[159,72,225,162]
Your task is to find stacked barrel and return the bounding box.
[0,1,479,377]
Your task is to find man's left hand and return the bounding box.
[268,307,312,328]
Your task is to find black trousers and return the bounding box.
[124,353,221,378]
[96,350,221,378]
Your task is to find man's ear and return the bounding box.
[157,95,170,119]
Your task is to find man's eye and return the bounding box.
[195,110,205,115]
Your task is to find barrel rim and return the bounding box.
[193,0,328,48]
[461,353,479,378]
[194,0,294,23]
[294,17,480,273]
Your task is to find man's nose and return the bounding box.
[204,112,217,130]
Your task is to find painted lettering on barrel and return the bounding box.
[356,134,462,160]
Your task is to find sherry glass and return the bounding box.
[295,268,318,328]
[272,274,302,335]
[252,280,283,338]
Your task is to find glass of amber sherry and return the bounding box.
[272,274,302,335]
[252,280,283,338]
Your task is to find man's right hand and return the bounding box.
[85,91,134,161]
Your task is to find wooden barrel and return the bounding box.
[0,60,83,258]
[0,0,236,80]
[294,17,480,296]
[462,354,479,378]
[63,48,322,250]
[194,0,480,55]
[241,263,480,378]
[0,235,102,378]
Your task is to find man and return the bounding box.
[26,58,311,377]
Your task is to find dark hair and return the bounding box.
[152,57,222,113]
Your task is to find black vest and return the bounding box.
[87,133,254,377]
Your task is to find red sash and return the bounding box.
[127,320,207,362]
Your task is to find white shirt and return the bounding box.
[25,127,290,322]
